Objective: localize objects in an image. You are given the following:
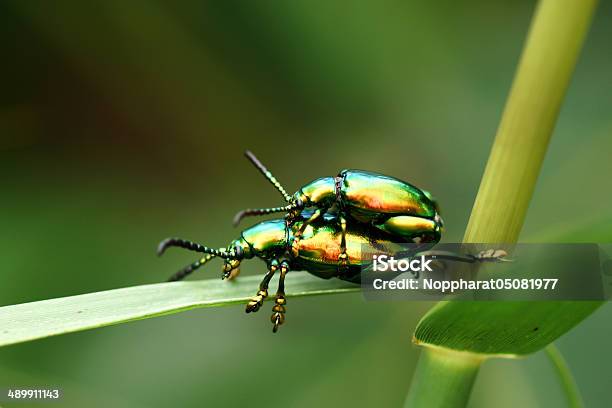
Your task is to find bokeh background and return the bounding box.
[1,1,611,407]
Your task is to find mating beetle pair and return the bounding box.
[158,151,505,332]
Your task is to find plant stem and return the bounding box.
[545,344,585,408]
[405,347,482,408]
[463,0,598,244]
[407,0,598,406]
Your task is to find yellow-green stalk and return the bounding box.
[406,0,598,406]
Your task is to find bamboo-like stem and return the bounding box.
[463,0,598,243]
[405,348,482,408]
[407,0,598,406]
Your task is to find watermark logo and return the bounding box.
[372,254,433,278]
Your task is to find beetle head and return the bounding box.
[222,238,251,280]
[285,194,305,222]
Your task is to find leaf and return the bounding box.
[413,221,611,357]
[0,272,358,347]
[413,301,601,356]
[413,223,611,357]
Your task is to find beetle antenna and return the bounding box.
[167,254,215,281]
[157,238,232,259]
[233,203,297,226]
[244,150,292,202]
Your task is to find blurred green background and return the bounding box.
[1,1,611,407]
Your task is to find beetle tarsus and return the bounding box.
[272,313,283,333]
[271,297,286,333]
[245,260,279,314]
[246,290,268,313]
[270,261,289,333]
[474,249,510,262]
[338,252,349,273]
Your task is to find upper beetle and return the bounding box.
[233,151,444,268]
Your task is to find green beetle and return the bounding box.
[233,151,443,269]
[158,211,504,332]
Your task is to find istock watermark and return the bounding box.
[372,254,433,278]
[360,243,612,301]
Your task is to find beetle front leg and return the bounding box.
[246,259,279,313]
[270,260,289,333]
[291,208,323,256]
[295,209,322,237]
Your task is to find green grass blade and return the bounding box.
[0,272,358,347]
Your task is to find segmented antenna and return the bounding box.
[233,203,297,226]
[167,254,215,282]
[157,238,231,259]
[245,150,292,202]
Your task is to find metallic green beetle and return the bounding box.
[159,211,506,332]
[233,151,444,269]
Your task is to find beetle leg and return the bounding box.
[416,249,510,263]
[270,260,289,333]
[246,260,279,313]
[337,215,349,271]
[475,249,510,262]
[291,208,323,256]
[295,208,322,237]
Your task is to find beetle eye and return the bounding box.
[234,245,244,259]
[295,198,304,209]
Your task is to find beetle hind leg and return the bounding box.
[246,260,279,313]
[337,215,349,272]
[270,260,289,333]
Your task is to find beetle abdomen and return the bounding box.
[339,170,436,218]
[295,225,369,267]
[292,218,404,280]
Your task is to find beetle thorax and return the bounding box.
[241,219,289,257]
[298,176,337,207]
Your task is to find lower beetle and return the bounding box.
[233,151,444,269]
[158,211,505,332]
